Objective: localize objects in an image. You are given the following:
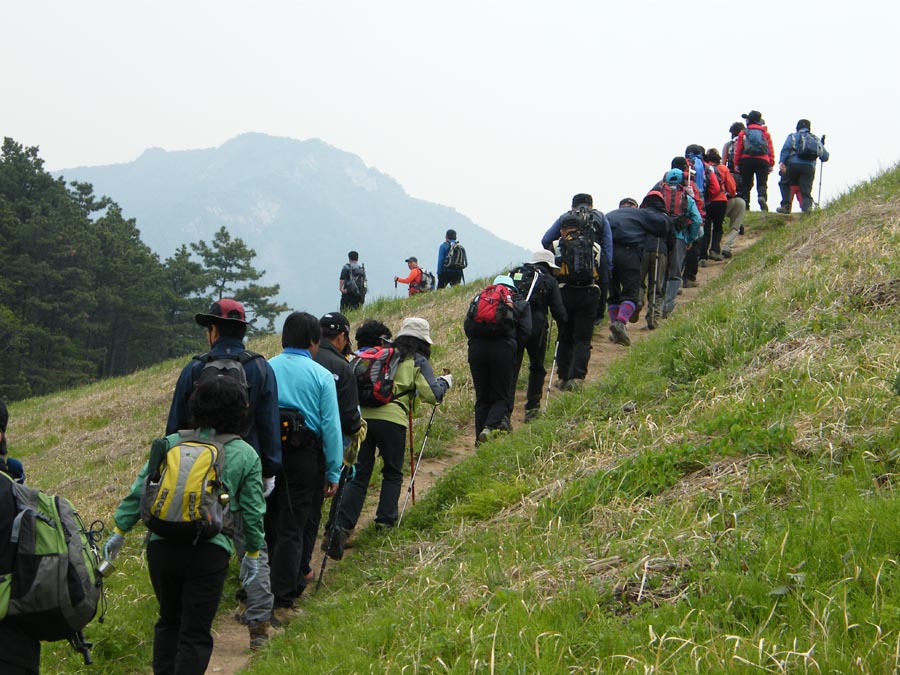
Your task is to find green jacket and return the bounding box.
[113,429,266,555]
[362,353,448,426]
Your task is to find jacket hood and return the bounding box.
[665,168,684,184]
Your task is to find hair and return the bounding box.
[796,119,811,131]
[729,122,745,136]
[446,229,456,240]
[0,399,7,455]
[348,250,359,261]
[393,335,430,361]
[571,193,593,208]
[281,311,321,349]
[355,319,392,350]
[704,148,722,164]
[211,320,247,340]
[188,377,249,433]
[685,144,705,157]
[671,156,688,171]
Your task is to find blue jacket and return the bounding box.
[437,239,457,273]
[605,208,667,249]
[269,348,343,485]
[166,336,282,478]
[541,209,613,273]
[687,153,706,193]
[780,128,830,166]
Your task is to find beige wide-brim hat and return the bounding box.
[396,317,433,344]
[530,249,559,269]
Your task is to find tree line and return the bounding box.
[0,138,287,401]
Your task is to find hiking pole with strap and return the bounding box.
[544,329,560,414]
[816,134,826,210]
[408,407,416,504]
[398,405,438,527]
[316,463,352,591]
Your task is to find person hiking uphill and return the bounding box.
[437,229,467,288]
[339,250,367,311]
[104,377,267,675]
[655,168,703,318]
[700,148,733,262]
[734,110,776,211]
[776,119,830,214]
[165,298,280,648]
[395,257,425,296]
[325,318,450,559]
[634,191,675,330]
[509,251,567,422]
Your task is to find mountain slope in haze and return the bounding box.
[54,133,530,315]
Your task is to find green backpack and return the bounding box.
[0,473,103,643]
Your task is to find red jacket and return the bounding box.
[706,163,735,203]
[734,123,775,167]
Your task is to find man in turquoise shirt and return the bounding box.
[266,311,342,623]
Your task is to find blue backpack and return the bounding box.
[742,128,768,156]
[793,132,823,161]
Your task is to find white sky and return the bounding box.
[3,0,897,249]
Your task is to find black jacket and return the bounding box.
[524,264,568,325]
[464,294,533,348]
[313,340,363,436]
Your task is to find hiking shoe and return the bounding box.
[721,249,732,258]
[271,606,303,628]
[629,306,642,324]
[699,259,707,268]
[248,620,275,650]
[609,321,631,347]
[323,527,348,561]
[647,320,657,331]
[739,225,745,235]
[554,378,568,390]
[775,205,791,214]
[707,251,724,261]
[562,378,584,392]
[524,408,540,423]
[758,199,768,212]
[683,280,699,289]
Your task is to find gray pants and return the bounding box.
[722,197,746,253]
[637,247,668,326]
[231,511,274,626]
[662,239,687,317]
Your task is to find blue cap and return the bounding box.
[493,275,516,289]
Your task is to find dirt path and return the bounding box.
[206,231,756,674]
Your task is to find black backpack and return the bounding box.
[192,351,263,432]
[556,209,597,284]
[444,242,468,270]
[510,264,543,302]
[344,263,368,298]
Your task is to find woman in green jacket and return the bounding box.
[326,317,450,558]
[103,377,266,675]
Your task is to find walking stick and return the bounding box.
[816,134,827,210]
[398,405,438,526]
[408,407,416,504]
[544,333,560,413]
[316,463,352,590]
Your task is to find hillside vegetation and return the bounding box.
[15,164,900,673]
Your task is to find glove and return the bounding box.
[438,374,453,390]
[344,419,367,468]
[104,529,126,562]
[239,553,259,587]
[263,476,276,499]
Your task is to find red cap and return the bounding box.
[195,299,250,326]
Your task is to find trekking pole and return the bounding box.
[544,335,560,414]
[816,134,826,210]
[398,405,438,526]
[408,407,416,504]
[316,464,351,591]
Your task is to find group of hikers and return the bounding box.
[0,110,829,675]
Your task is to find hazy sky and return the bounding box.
[4,1,896,249]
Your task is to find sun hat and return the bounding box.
[195,299,251,327]
[493,275,516,289]
[530,250,559,269]
[396,317,433,344]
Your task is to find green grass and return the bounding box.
[19,162,900,673]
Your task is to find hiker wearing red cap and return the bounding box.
[165,298,282,649]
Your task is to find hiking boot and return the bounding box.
[699,259,707,268]
[646,320,657,331]
[271,606,303,628]
[524,408,540,423]
[323,527,348,561]
[721,249,732,259]
[683,279,699,289]
[707,251,724,261]
[629,305,642,324]
[775,205,791,214]
[248,620,275,650]
[758,198,768,212]
[562,378,584,392]
[554,378,568,390]
[499,415,512,432]
[609,321,631,347]
[739,225,745,235]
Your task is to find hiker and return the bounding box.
[666,157,706,290]
[266,312,343,625]
[733,110,775,211]
[354,318,393,351]
[776,119,830,214]
[313,312,366,580]
[655,168,703,318]
[437,229,467,288]
[165,298,280,648]
[326,318,450,558]
[605,197,671,345]
[722,122,747,241]
[635,191,675,330]
[546,197,609,390]
[395,257,425,296]
[700,148,734,262]
[0,401,42,675]
[339,250,367,311]
[104,377,266,675]
[509,251,567,422]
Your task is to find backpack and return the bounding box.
[742,128,768,156]
[510,263,543,302]
[139,431,237,544]
[192,351,262,430]
[351,346,407,406]
[703,164,723,201]
[656,182,691,232]
[413,269,436,293]
[466,284,517,337]
[344,263,368,298]
[556,209,598,284]
[0,473,103,643]
[793,132,823,161]
[444,242,468,270]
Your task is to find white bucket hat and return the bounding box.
[396,317,433,344]
[530,249,559,269]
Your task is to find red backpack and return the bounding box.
[466,284,517,336]
[655,181,691,232]
[351,347,404,406]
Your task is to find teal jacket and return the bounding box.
[113,429,266,555]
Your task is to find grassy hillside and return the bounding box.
[16,165,900,673]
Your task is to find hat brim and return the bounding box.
[396,329,433,344]
[194,313,249,327]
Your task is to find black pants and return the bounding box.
[779,162,816,212]
[738,157,771,206]
[147,539,229,675]
[468,337,517,435]
[608,246,643,308]
[513,315,550,413]
[340,294,363,311]
[265,446,324,608]
[437,269,464,288]
[557,285,599,382]
[701,200,728,256]
[335,418,407,530]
